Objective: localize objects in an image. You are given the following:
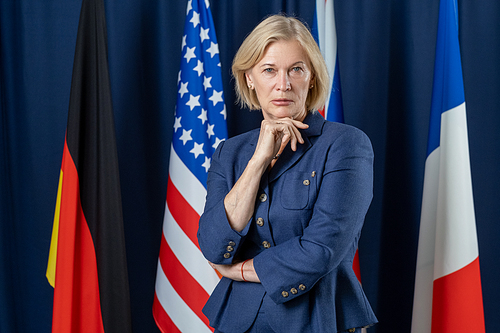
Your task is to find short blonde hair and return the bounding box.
[232,14,329,112]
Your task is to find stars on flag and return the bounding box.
[186,94,200,110]
[206,42,219,58]
[193,60,204,76]
[203,76,212,90]
[190,142,204,158]
[190,11,200,28]
[179,129,193,145]
[172,0,228,186]
[198,109,207,124]
[209,90,223,106]
[200,27,210,42]
[178,82,189,98]
[184,47,196,62]
[173,117,182,132]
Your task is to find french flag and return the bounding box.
[411,0,485,332]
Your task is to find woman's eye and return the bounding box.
[264,68,274,73]
[292,67,303,72]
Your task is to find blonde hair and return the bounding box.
[232,14,329,112]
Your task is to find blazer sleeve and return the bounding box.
[253,127,374,305]
[197,141,251,264]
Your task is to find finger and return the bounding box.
[289,123,304,144]
[285,128,298,151]
[291,119,309,129]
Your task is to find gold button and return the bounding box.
[227,246,234,252]
[290,288,298,295]
[311,171,316,177]
[303,179,310,186]
[256,218,264,227]
[223,253,231,259]
[259,193,267,202]
[228,241,235,246]
[262,241,271,249]
[298,284,306,291]
[281,291,289,298]
[348,329,356,333]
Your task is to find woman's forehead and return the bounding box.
[257,40,310,66]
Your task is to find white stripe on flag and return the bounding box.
[163,205,219,294]
[155,262,213,333]
[411,146,440,333]
[434,102,478,279]
[169,146,207,216]
[315,0,337,113]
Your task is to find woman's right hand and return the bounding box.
[252,118,309,166]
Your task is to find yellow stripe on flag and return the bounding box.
[46,169,63,287]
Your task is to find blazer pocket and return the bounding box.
[280,171,313,210]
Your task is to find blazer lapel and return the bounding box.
[268,112,324,183]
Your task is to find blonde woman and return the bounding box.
[198,14,377,333]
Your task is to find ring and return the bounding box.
[273,153,281,160]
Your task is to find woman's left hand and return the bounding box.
[208,260,260,283]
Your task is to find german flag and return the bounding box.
[46,0,132,332]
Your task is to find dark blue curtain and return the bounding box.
[1,0,499,332]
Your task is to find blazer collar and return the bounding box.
[268,112,325,182]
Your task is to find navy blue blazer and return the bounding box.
[198,112,377,332]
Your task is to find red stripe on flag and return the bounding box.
[153,293,182,333]
[159,233,212,329]
[166,176,201,249]
[431,257,485,332]
[52,140,104,333]
[353,249,361,282]
[318,106,325,118]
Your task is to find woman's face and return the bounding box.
[246,39,313,122]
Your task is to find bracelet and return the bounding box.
[241,259,251,282]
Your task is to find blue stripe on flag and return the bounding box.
[427,0,465,156]
[326,57,344,123]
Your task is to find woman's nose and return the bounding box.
[277,72,291,91]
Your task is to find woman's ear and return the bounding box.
[245,72,254,89]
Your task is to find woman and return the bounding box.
[197,14,377,333]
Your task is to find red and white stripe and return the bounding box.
[153,147,219,332]
[412,103,485,332]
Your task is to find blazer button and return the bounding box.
[262,241,271,249]
[256,217,264,227]
[228,241,236,246]
[259,193,267,202]
[348,329,356,333]
[303,179,310,186]
[298,284,306,291]
[281,291,289,298]
[223,253,231,259]
[290,288,298,295]
[311,171,316,177]
[226,246,234,252]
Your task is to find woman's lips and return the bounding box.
[272,99,293,106]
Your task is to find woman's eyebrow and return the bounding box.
[259,61,306,68]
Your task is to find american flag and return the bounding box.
[153,0,227,331]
